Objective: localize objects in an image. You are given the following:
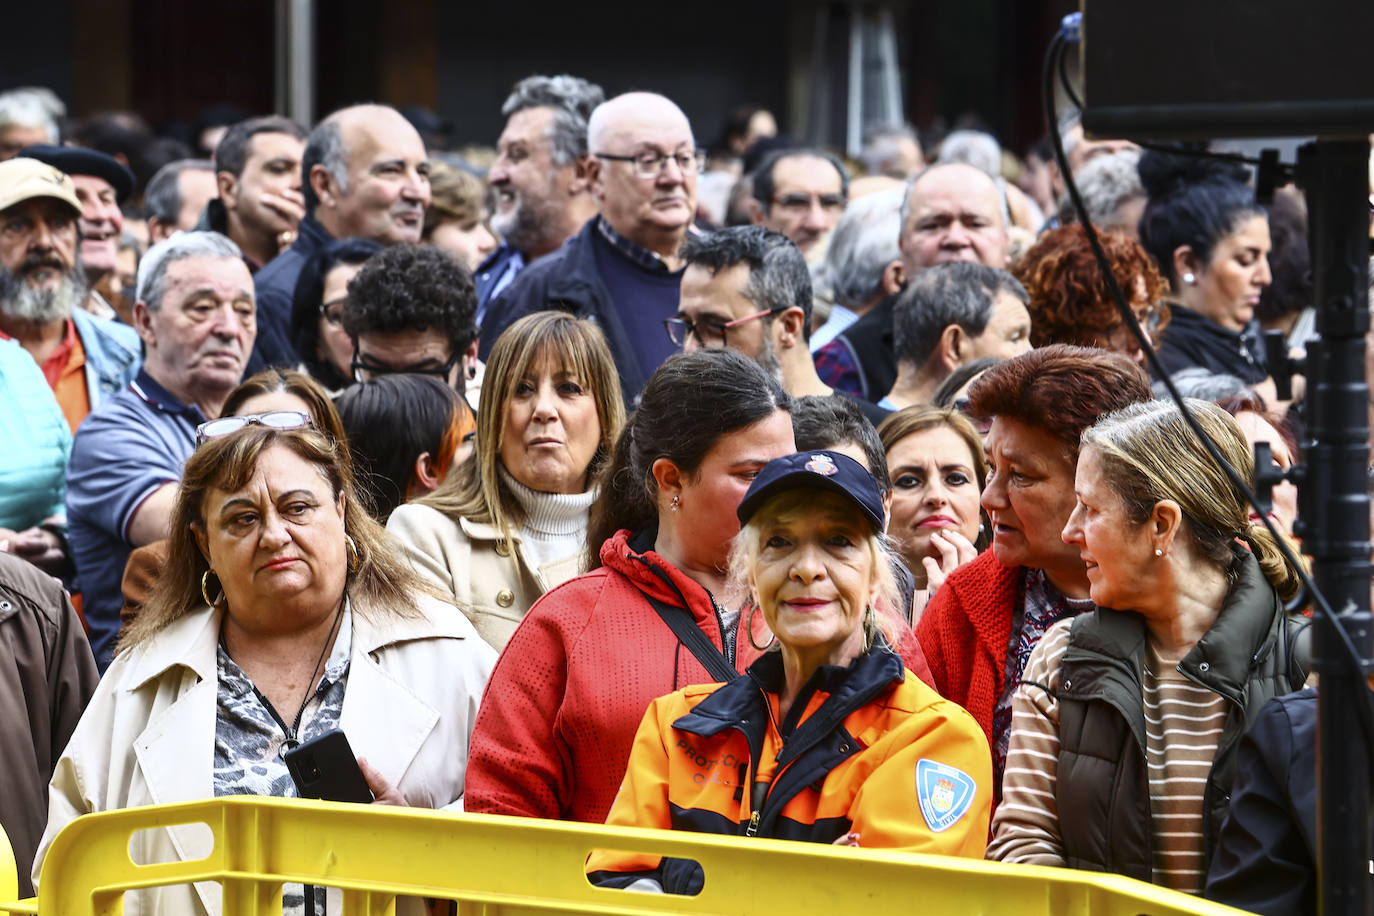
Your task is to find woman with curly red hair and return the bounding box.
[1014,223,1170,367]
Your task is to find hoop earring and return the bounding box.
[345,534,360,571]
[746,603,775,652]
[201,569,223,607]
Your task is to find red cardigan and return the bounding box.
[914,550,1023,750]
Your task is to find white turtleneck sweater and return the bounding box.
[499,467,596,572]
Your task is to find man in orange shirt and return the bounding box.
[0,156,140,574]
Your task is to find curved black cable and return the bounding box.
[1043,30,1372,692]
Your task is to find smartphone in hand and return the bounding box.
[283,729,374,804]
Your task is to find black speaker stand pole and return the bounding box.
[1297,137,1374,916]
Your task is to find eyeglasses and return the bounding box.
[772,193,847,214]
[952,398,993,436]
[351,350,462,385]
[664,307,782,348]
[595,149,706,180]
[320,296,347,327]
[1101,302,1170,351]
[196,410,313,444]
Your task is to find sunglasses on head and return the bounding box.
[196,410,313,445]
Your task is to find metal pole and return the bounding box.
[275,0,315,124]
[1298,137,1374,916]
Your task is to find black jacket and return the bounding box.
[480,218,654,404]
[1155,304,1268,384]
[1055,549,1309,883]
[1204,688,1319,916]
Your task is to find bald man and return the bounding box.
[480,92,699,404]
[250,104,431,369]
[814,162,1010,402]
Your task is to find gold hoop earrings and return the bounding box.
[201,570,223,607]
[746,603,776,652]
[345,534,360,572]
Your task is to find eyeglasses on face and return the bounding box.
[196,410,313,445]
[594,148,706,180]
[663,307,782,348]
[320,296,347,327]
[351,349,462,385]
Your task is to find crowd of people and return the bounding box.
[0,74,1363,915]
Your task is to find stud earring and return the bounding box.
[1182,272,1196,285]
[1155,548,1164,557]
[670,495,680,512]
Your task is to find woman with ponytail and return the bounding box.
[464,349,795,823]
[988,398,1309,895]
[1137,150,1273,385]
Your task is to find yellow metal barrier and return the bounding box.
[3,796,1253,915]
[0,820,15,907]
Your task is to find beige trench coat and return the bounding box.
[34,593,496,914]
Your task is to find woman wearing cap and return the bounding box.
[587,450,991,893]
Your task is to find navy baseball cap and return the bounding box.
[737,450,885,533]
[20,144,136,203]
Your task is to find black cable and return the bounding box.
[1043,30,1373,690]
[1056,43,1083,112]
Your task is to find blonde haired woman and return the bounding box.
[387,312,624,649]
[988,399,1309,895]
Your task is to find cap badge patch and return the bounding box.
[804,454,838,476]
[916,759,975,833]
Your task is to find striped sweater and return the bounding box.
[986,619,1226,895]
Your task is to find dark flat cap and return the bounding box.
[20,144,136,203]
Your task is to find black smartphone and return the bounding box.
[283,729,375,804]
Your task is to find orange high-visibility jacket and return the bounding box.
[587,647,992,892]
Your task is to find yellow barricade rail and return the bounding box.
[2,796,1254,916]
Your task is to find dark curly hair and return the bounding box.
[341,243,478,355]
[1014,224,1169,349]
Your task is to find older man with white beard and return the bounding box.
[0,157,141,433]
[476,74,603,321]
[67,231,255,669]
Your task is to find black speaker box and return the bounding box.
[1080,0,1374,139]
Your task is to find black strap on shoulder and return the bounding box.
[643,591,737,683]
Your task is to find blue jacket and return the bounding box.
[250,213,333,371]
[474,243,525,326]
[0,339,70,530]
[70,308,141,409]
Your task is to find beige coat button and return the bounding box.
[496,589,515,607]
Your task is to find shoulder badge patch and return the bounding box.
[915,758,976,833]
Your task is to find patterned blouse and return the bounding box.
[213,606,352,915]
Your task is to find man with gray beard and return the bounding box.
[0,156,140,576]
[0,156,140,435]
[476,74,603,322]
[671,226,890,426]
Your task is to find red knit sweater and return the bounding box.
[914,550,1023,749]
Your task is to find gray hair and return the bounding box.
[860,123,920,179]
[937,130,1002,178]
[892,262,1027,367]
[822,187,903,307]
[898,162,1004,239]
[680,226,814,334]
[301,117,347,213]
[143,158,214,225]
[136,231,242,311]
[501,74,605,167]
[1153,367,1250,403]
[1071,148,1143,231]
[0,89,59,142]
